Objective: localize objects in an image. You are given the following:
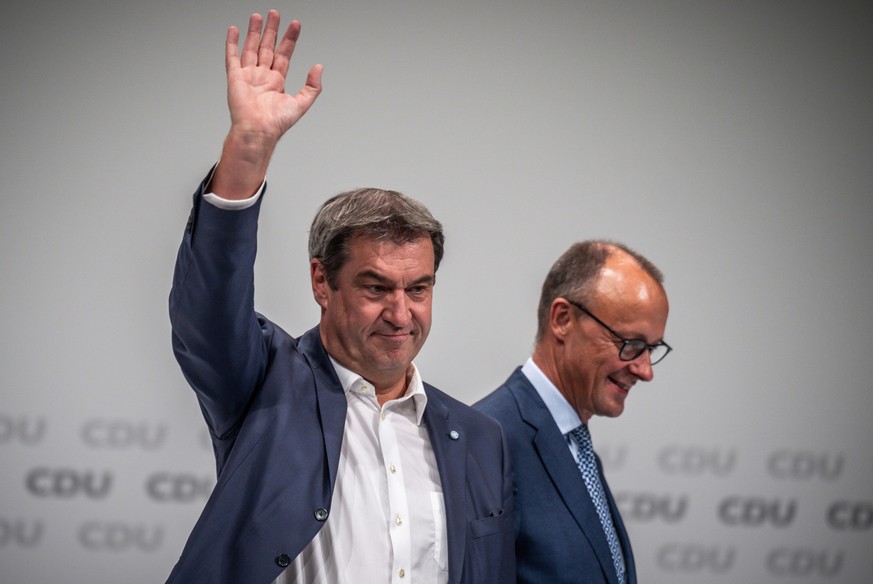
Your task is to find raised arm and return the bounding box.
[211,10,323,199]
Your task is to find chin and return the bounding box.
[599,402,625,418]
[371,356,412,372]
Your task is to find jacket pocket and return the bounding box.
[469,511,510,539]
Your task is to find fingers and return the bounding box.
[258,10,281,69]
[272,19,302,78]
[225,25,240,73]
[295,64,324,116]
[230,11,303,75]
[240,13,264,68]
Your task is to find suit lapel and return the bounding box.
[298,326,347,488]
[507,370,620,584]
[422,386,466,584]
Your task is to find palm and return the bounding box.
[228,67,305,139]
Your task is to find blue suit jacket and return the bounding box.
[167,177,514,583]
[474,367,636,584]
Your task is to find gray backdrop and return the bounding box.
[2,0,871,582]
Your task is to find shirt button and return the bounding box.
[395,515,403,526]
[389,464,397,473]
[398,568,406,578]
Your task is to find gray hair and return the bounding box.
[308,188,445,288]
[535,240,664,342]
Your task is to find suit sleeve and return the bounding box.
[169,172,269,439]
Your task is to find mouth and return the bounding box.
[608,376,632,394]
[373,331,414,343]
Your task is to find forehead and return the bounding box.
[342,234,435,277]
[589,256,669,332]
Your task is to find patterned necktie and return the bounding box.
[570,424,626,584]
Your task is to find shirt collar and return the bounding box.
[328,357,428,426]
[521,357,583,435]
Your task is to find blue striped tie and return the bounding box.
[570,424,626,584]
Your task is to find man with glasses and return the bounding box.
[475,240,671,584]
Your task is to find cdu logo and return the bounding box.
[78,522,164,552]
[656,543,736,573]
[145,472,214,503]
[766,548,843,578]
[718,496,796,527]
[614,492,688,523]
[656,445,736,476]
[25,467,113,499]
[0,414,47,446]
[80,419,167,450]
[0,518,44,548]
[826,501,873,531]
[766,450,844,481]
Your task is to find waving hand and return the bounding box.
[212,11,323,199]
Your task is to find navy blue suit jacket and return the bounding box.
[167,176,514,583]
[474,367,636,584]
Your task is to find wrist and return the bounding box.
[210,131,276,200]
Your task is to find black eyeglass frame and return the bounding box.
[564,299,672,365]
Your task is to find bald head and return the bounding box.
[535,241,664,344]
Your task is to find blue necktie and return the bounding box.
[570,424,626,584]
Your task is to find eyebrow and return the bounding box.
[354,270,435,288]
[617,328,664,345]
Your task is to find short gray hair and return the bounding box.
[535,240,664,342]
[308,188,445,288]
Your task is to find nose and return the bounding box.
[382,291,412,328]
[627,351,654,382]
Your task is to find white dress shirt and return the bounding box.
[274,359,447,584]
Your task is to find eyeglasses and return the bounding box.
[565,299,672,365]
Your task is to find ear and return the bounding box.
[549,298,574,343]
[311,259,329,310]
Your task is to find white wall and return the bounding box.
[2,1,871,582]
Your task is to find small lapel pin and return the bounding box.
[449,430,460,440]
